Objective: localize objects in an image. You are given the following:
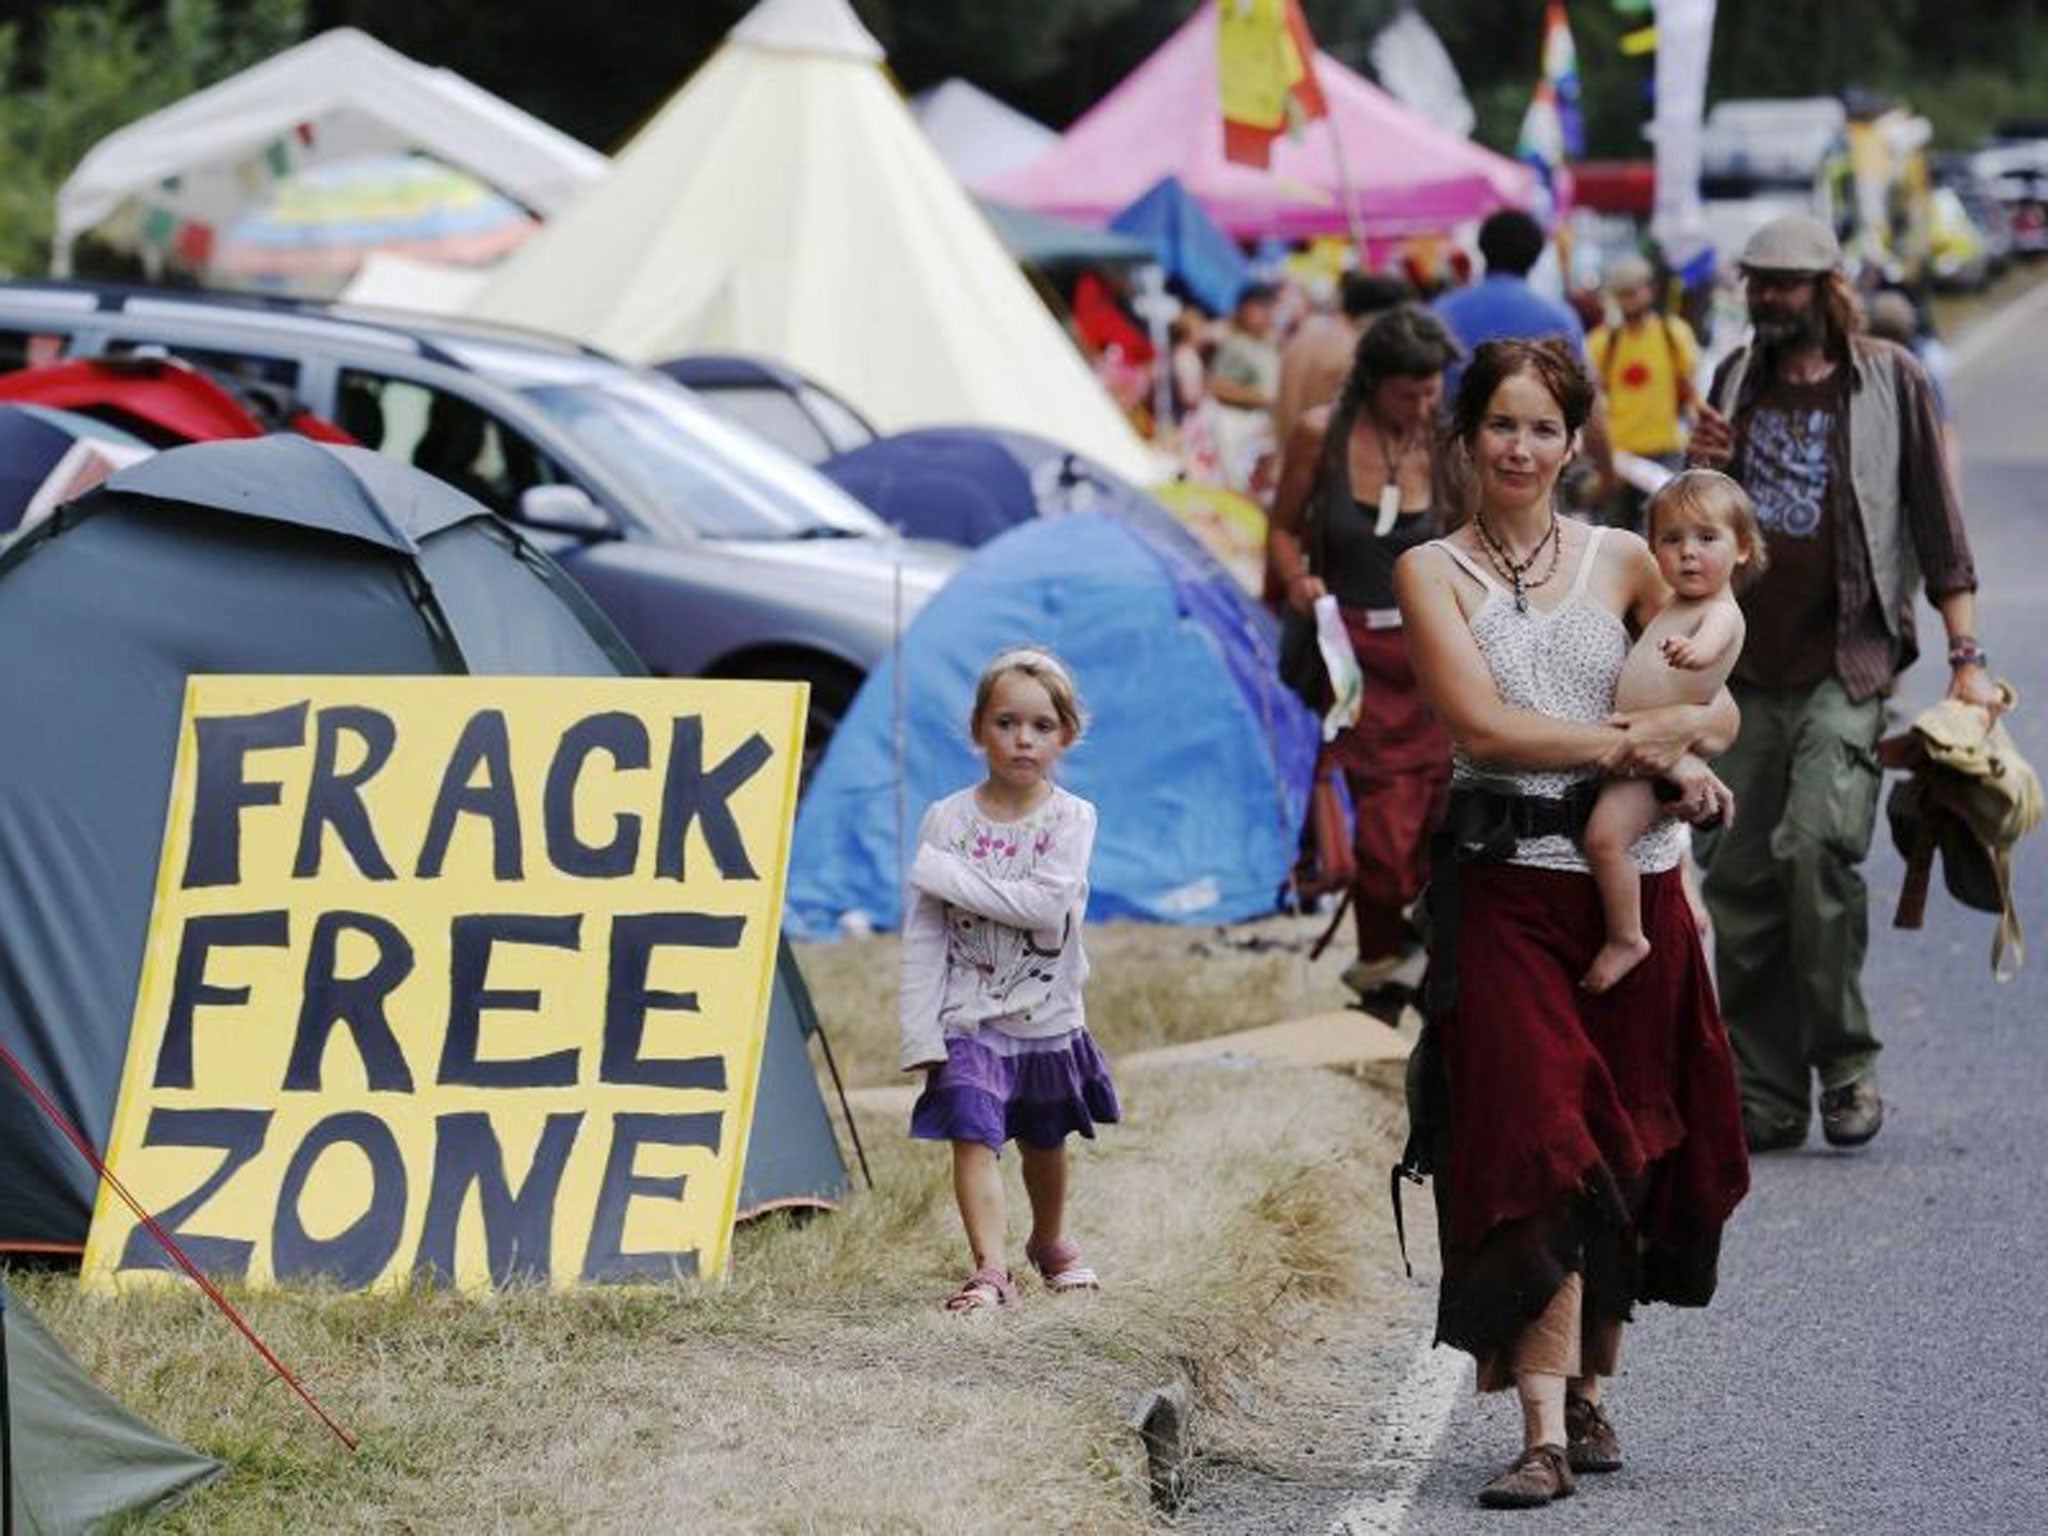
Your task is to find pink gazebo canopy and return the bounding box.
[981,3,1533,241]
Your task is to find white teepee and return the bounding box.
[467,0,1157,483]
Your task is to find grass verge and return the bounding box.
[17,916,1393,1532]
[795,912,1357,1088]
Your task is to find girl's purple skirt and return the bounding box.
[909,1027,1122,1152]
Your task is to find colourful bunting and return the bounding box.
[173,220,216,268]
[141,206,177,250]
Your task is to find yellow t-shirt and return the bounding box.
[1589,316,1700,456]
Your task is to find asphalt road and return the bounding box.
[1359,288,2048,1534]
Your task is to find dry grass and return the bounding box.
[795,910,1358,1088]
[16,918,1398,1533]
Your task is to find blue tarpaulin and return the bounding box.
[1109,175,1251,316]
[785,510,1317,936]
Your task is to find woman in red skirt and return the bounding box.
[1392,338,1751,1509]
[1268,305,1463,1004]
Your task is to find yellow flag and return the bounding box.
[1218,0,1327,167]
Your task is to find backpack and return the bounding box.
[1880,683,2042,981]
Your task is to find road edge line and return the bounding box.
[1951,273,2048,375]
[1327,1335,1468,1534]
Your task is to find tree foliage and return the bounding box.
[5,0,2043,278]
[0,0,306,277]
[311,0,2048,163]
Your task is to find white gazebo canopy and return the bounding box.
[914,79,1060,186]
[54,28,604,274]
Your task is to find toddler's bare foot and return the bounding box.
[1582,936,1651,993]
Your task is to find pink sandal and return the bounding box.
[942,1267,1017,1313]
[1024,1236,1100,1293]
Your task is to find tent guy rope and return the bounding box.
[0,1042,358,1452]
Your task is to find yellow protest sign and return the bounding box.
[81,676,805,1293]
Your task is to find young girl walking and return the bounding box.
[899,647,1121,1313]
[1581,469,1766,992]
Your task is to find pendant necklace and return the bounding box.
[1473,511,1561,613]
[1368,414,1414,537]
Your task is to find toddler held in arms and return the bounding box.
[1583,470,1766,992]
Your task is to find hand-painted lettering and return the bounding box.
[116,1107,272,1276]
[292,706,398,879]
[286,910,416,1092]
[544,711,650,878]
[654,716,770,881]
[600,912,743,1088]
[155,911,290,1089]
[417,710,522,879]
[581,1111,723,1281]
[183,703,307,887]
[438,914,583,1087]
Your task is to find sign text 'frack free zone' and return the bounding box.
[80,676,806,1294]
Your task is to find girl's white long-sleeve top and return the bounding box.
[897,784,1095,1072]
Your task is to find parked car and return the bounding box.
[1933,152,2015,278]
[0,281,960,766]
[656,353,877,465]
[1969,142,2048,258]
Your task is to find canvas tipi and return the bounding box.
[468,0,1158,485]
[55,28,604,278]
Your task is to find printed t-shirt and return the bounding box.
[1212,330,1281,399]
[1732,371,1846,692]
[1590,316,1700,456]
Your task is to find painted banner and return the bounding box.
[81,676,805,1294]
[1650,0,1718,270]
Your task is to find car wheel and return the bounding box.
[742,657,863,791]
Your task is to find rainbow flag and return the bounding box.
[1217,0,1328,169]
[1515,0,1584,190]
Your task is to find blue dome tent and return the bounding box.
[822,424,1173,550]
[785,510,1316,935]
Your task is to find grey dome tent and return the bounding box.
[0,437,846,1254]
[3,1279,222,1533]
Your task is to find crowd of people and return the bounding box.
[897,208,1997,1510]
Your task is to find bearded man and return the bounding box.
[1687,214,1998,1153]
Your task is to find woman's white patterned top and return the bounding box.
[1436,528,1685,875]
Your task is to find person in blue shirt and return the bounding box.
[1436,209,1612,502]
[1434,210,1586,395]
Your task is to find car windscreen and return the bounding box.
[521,374,888,540]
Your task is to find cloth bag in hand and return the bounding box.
[1880,682,2042,980]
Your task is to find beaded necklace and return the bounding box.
[1472,510,1562,613]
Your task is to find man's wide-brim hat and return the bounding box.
[1738,214,1844,274]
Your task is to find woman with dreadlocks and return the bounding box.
[1267,303,1464,1006]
